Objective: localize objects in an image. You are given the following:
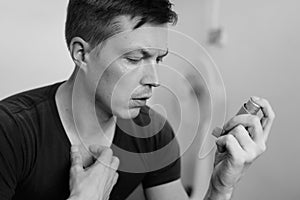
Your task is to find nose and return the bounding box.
[140,61,160,87]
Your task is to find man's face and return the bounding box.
[85,16,168,119]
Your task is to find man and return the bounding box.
[0,0,275,200]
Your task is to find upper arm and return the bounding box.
[144,179,189,200]
[0,109,22,199]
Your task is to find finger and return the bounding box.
[96,148,113,166]
[113,172,119,186]
[216,134,245,163]
[110,156,120,171]
[223,114,263,142]
[70,145,83,173]
[109,172,119,193]
[103,172,119,200]
[89,144,108,158]
[251,96,275,139]
[229,125,256,151]
[103,157,119,193]
[107,173,119,197]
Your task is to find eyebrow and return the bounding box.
[157,49,169,58]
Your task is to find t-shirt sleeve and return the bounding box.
[142,120,181,188]
[0,108,22,199]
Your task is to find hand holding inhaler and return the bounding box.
[207,97,275,199]
[212,97,262,138]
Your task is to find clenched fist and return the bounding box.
[68,145,119,200]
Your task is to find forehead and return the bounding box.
[99,16,169,57]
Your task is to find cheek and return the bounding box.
[110,63,141,98]
[97,62,140,105]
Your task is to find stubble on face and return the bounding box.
[86,16,169,120]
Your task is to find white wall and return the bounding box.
[172,0,300,199]
[0,0,299,200]
[0,0,72,97]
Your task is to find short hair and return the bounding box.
[65,0,178,49]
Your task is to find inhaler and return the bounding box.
[212,98,261,137]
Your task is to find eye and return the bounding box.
[126,57,142,64]
[156,57,163,64]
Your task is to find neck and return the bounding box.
[56,68,116,145]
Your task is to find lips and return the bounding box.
[131,93,152,100]
[130,94,152,107]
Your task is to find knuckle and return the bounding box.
[225,134,236,144]
[235,124,245,132]
[71,145,80,153]
[251,115,261,125]
[270,111,276,120]
[71,155,80,164]
[113,156,120,166]
[262,99,275,116]
[71,151,79,158]
[247,150,258,161]
[70,166,79,175]
[259,97,269,107]
[106,148,113,155]
[102,148,113,157]
[259,143,267,153]
[230,125,243,137]
[227,133,235,140]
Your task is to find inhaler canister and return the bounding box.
[236,98,260,115]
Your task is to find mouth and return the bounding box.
[131,93,152,100]
[130,96,152,107]
[131,97,151,101]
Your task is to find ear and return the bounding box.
[69,37,91,68]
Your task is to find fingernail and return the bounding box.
[251,96,260,101]
[212,127,224,137]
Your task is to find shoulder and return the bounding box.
[0,104,19,134]
[0,82,63,152]
[0,83,55,151]
[0,82,61,114]
[0,82,64,179]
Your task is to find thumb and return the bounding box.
[216,136,228,153]
[70,145,83,173]
[216,135,239,154]
[216,135,243,157]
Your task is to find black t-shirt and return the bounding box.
[0,82,181,200]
